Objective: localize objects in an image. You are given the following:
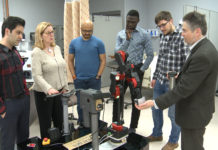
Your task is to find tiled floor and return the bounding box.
[30,87,218,150]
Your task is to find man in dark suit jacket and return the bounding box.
[136,11,218,150]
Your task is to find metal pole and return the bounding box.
[91,113,99,150]
[62,97,69,134]
[2,0,6,20]
[168,71,177,90]
[61,96,72,142]
[5,0,9,17]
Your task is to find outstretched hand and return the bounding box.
[135,100,154,110]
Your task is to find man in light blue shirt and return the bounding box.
[113,9,154,133]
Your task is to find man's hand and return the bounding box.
[47,88,59,95]
[61,89,68,94]
[96,75,101,80]
[135,100,154,110]
[72,75,76,80]
[126,29,133,40]
[151,79,156,88]
[166,72,179,80]
[1,112,6,119]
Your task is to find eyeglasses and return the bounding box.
[43,30,54,35]
[81,30,93,33]
[156,21,169,28]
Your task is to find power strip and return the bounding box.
[63,133,92,149]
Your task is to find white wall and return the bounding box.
[93,16,122,86]
[124,0,148,29]
[2,0,218,39]
[90,0,148,29]
[90,0,218,28]
[3,0,65,41]
[0,22,2,39]
[90,0,124,15]
[89,0,124,27]
[146,0,218,28]
[144,0,218,52]
[0,0,3,21]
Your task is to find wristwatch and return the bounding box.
[72,75,76,80]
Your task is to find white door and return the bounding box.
[92,15,122,87]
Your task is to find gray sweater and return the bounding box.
[32,45,68,93]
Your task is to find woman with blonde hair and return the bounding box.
[32,22,68,138]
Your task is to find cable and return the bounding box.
[90,123,107,137]
[77,142,80,150]
[99,132,112,144]
[99,134,108,143]
[101,99,106,121]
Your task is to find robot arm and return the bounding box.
[111,51,142,126]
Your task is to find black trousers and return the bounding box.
[0,94,30,150]
[112,64,144,129]
[181,127,205,150]
[34,91,63,139]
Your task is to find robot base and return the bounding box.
[99,132,149,150]
[108,126,129,143]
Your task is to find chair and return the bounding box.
[124,101,132,109]
[29,89,38,126]
[106,96,114,103]
[68,94,78,121]
[124,88,132,109]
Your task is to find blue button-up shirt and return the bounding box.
[114,26,154,71]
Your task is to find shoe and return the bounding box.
[128,128,136,133]
[162,142,179,150]
[147,135,163,142]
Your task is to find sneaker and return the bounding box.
[162,142,179,150]
[147,135,163,142]
[128,128,136,133]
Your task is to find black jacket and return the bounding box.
[156,38,218,129]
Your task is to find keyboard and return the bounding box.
[63,133,92,149]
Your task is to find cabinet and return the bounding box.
[184,5,218,50]
[184,5,218,90]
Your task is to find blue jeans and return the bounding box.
[151,80,180,143]
[74,77,101,125]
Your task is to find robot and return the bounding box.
[109,50,142,140]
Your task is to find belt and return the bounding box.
[4,92,25,101]
[132,63,143,72]
[134,63,143,68]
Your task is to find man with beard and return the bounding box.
[0,16,30,150]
